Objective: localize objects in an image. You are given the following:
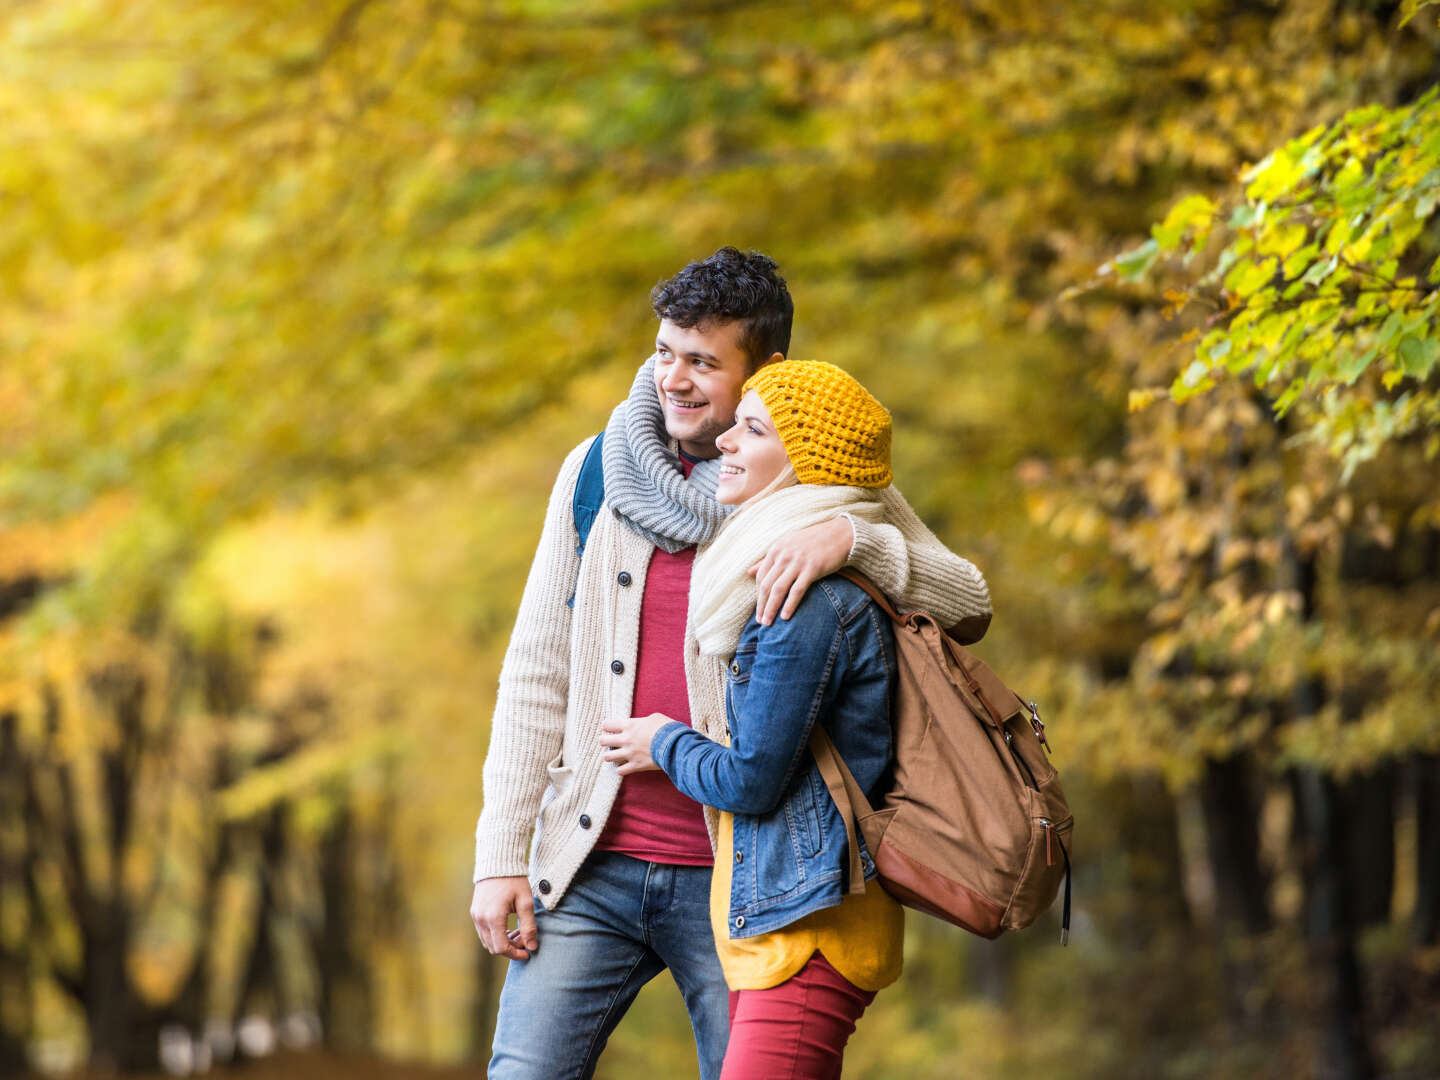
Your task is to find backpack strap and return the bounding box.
[843,567,1024,727]
[572,431,606,558]
[819,568,899,895]
[810,725,875,896]
[837,567,905,623]
[566,433,606,610]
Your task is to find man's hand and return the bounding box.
[471,877,538,961]
[749,517,855,625]
[600,713,672,775]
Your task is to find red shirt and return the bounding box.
[594,456,714,865]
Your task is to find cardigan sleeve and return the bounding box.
[843,484,992,641]
[473,437,592,882]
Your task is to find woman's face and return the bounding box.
[714,390,792,506]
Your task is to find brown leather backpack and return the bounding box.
[811,571,1073,943]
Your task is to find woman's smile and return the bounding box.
[713,390,791,505]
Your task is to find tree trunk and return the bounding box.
[1414,753,1440,947]
[1337,764,1396,930]
[316,805,374,1053]
[0,713,32,1076]
[1198,753,1271,934]
[236,808,287,1026]
[1292,766,1374,1080]
[82,905,162,1073]
[1286,545,1374,1080]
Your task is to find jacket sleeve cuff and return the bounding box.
[473,824,533,884]
[651,721,697,773]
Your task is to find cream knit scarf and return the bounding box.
[689,482,886,658]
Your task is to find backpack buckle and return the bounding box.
[1028,701,1052,754]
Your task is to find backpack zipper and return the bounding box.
[1040,818,1072,946]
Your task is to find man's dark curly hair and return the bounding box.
[650,247,793,370]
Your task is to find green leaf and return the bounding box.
[1225,258,1276,298]
[1229,201,1266,229]
[1335,345,1380,384]
[1171,361,1216,403]
[1112,238,1160,281]
[1332,157,1365,191]
[1274,377,1306,415]
[1397,334,1440,377]
[1152,194,1217,251]
[1324,216,1353,254]
[1181,359,1212,387]
[1258,221,1309,259]
[1283,242,1319,280]
[1302,255,1339,286]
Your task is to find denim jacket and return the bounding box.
[651,576,896,939]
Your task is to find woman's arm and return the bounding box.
[648,592,845,815]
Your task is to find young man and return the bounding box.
[470,248,991,1080]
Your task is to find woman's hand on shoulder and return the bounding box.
[600,713,673,774]
[749,517,855,626]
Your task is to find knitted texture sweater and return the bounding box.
[472,436,993,904]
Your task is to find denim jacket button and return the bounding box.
[734,916,745,929]
[611,660,625,675]
[730,661,740,675]
[734,850,743,863]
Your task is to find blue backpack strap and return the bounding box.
[567,432,606,608]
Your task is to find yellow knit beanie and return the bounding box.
[743,360,892,488]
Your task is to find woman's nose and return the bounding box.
[715,424,738,454]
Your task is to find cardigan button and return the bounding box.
[579,814,592,829]
[611,660,625,675]
[537,879,551,895]
[734,916,745,929]
[617,571,632,586]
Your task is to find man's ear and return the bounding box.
[756,351,785,371]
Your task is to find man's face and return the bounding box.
[652,318,752,459]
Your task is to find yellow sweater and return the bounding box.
[710,811,904,992]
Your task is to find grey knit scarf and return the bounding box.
[601,357,733,553]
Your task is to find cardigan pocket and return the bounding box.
[541,752,573,812]
[546,753,573,794]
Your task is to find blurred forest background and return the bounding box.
[3,0,1440,1077]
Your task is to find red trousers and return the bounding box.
[721,952,877,1080]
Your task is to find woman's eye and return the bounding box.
[748,424,762,436]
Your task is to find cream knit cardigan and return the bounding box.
[473,437,993,905]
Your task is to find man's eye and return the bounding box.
[694,360,711,370]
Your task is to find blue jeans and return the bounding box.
[488,851,729,1080]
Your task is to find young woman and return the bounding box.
[601,360,903,1079]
